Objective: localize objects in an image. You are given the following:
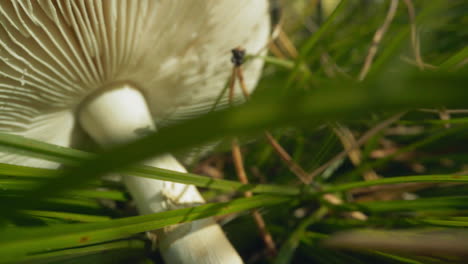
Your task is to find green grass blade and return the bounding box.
[287,0,347,85]
[0,133,93,165]
[19,210,110,223]
[357,196,468,213]
[440,46,468,69]
[420,219,468,228]
[128,164,303,195]
[0,162,304,197]
[16,240,145,264]
[0,195,290,263]
[0,70,467,214]
[323,175,468,193]
[0,178,126,201]
[0,163,62,178]
[274,207,328,264]
[299,0,347,57]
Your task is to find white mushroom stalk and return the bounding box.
[79,84,242,263]
[0,1,270,263]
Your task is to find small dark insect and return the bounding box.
[269,0,282,30]
[231,47,246,67]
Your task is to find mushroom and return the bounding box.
[0,1,270,263]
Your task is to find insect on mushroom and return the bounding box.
[0,1,271,264]
[231,47,247,67]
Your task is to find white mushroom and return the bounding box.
[0,1,270,263]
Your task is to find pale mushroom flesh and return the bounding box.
[0,1,270,263]
[0,0,269,166]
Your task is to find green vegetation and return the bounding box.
[0,0,467,263]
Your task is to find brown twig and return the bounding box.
[403,0,424,70]
[234,47,310,185]
[263,24,368,219]
[235,67,250,99]
[278,29,299,58]
[231,139,277,256]
[264,131,310,184]
[235,45,367,224]
[358,0,399,81]
[229,48,277,256]
[400,56,436,69]
[228,66,237,104]
[269,41,288,59]
[231,140,250,188]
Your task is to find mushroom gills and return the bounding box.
[78,83,243,264]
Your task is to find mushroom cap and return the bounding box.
[0,0,270,167]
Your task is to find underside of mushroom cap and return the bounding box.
[0,0,270,167]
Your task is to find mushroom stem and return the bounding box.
[78,84,243,264]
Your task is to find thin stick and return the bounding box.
[231,138,277,256]
[269,41,288,59]
[264,132,310,184]
[229,48,277,255]
[236,57,310,184]
[401,56,436,69]
[231,140,250,192]
[278,29,299,58]
[358,0,399,81]
[348,0,398,180]
[235,67,250,99]
[235,51,310,185]
[228,67,237,105]
[403,0,424,69]
[260,29,368,219]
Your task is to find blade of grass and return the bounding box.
[356,196,468,213]
[274,207,328,264]
[0,133,93,165]
[420,219,468,227]
[0,161,304,197]
[0,163,62,178]
[287,0,347,87]
[323,174,468,193]
[440,46,468,69]
[6,197,105,215]
[0,195,291,263]
[19,210,110,223]
[0,179,127,201]
[1,70,467,215]
[16,240,145,264]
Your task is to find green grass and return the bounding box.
[1,0,467,263]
